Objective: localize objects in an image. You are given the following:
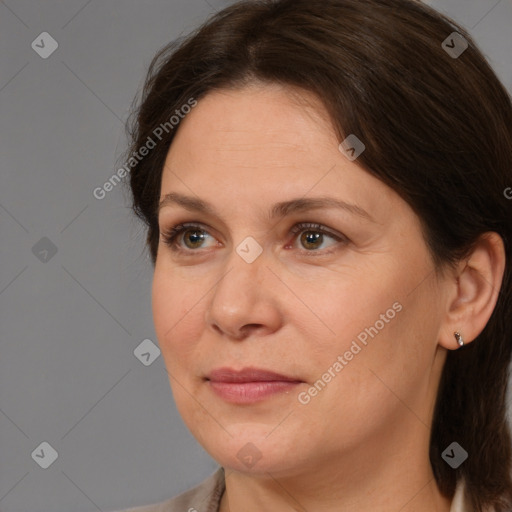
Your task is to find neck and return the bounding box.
[219,425,452,512]
[220,468,452,512]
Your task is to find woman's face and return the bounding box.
[152,83,450,478]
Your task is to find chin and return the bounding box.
[197,424,305,475]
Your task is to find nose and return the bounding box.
[204,248,283,340]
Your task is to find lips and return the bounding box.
[207,367,301,383]
[205,367,303,404]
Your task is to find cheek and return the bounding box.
[152,269,203,366]
[291,252,435,385]
[289,268,401,352]
[317,278,441,418]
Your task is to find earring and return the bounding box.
[454,331,464,348]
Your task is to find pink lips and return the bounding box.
[206,367,302,404]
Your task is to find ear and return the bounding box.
[438,232,506,350]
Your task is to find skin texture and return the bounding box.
[152,83,505,512]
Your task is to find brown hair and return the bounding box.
[123,0,512,509]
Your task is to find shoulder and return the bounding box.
[111,467,225,512]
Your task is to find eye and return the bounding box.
[288,223,347,252]
[160,223,218,251]
[160,221,348,255]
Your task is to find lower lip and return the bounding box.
[208,380,301,403]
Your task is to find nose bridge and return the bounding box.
[212,242,266,307]
[205,241,280,337]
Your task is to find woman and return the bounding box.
[116,0,512,510]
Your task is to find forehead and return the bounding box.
[166,84,335,166]
[159,84,398,219]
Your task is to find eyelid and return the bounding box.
[289,222,346,241]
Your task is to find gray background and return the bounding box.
[0,1,511,511]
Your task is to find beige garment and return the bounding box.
[114,467,472,512]
[113,468,225,512]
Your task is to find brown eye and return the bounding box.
[161,223,217,251]
[300,231,324,250]
[183,229,207,249]
[289,222,346,252]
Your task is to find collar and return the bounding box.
[450,479,468,512]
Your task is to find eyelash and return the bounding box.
[160,222,348,256]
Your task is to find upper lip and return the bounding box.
[206,367,302,383]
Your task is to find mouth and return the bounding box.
[205,367,303,404]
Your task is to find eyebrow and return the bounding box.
[158,192,375,222]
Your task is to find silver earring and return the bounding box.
[454,331,464,348]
